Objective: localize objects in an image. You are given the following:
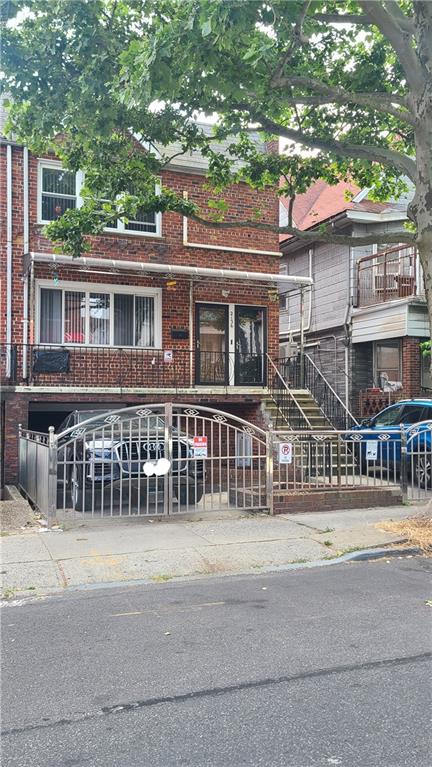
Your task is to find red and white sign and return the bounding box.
[279,442,293,464]
[193,436,208,457]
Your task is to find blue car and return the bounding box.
[351,399,432,486]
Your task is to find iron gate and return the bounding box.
[25,403,270,523]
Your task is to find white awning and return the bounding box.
[30,252,313,290]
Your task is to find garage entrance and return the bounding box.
[19,404,270,523]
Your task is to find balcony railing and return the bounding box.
[356,245,421,308]
[0,344,267,390]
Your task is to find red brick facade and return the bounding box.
[1,140,280,483]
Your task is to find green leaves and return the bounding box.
[0,0,421,260]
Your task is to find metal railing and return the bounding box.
[357,245,420,307]
[271,423,432,502]
[18,426,57,518]
[271,354,358,430]
[1,344,266,390]
[266,354,312,429]
[303,354,359,429]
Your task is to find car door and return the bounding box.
[367,403,406,467]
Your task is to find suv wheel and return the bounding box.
[178,483,204,506]
[414,455,431,489]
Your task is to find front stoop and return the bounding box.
[272,487,403,514]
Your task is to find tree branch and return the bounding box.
[312,11,414,34]
[187,211,415,246]
[236,107,417,180]
[269,74,413,124]
[360,1,424,92]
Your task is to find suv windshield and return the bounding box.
[57,411,165,434]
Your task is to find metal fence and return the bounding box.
[19,403,270,524]
[18,428,56,517]
[272,423,432,502]
[18,415,432,524]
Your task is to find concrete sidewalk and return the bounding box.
[0,505,417,599]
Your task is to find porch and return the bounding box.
[1,344,269,392]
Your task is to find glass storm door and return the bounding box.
[196,304,229,385]
[235,306,266,385]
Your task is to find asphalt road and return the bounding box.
[1,558,431,767]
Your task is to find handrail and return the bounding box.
[305,354,359,427]
[356,243,415,266]
[266,354,312,429]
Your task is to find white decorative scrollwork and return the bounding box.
[184,409,199,416]
[213,414,227,422]
[70,427,85,438]
[104,414,121,424]
[135,408,153,417]
[348,433,363,441]
[242,426,254,435]
[378,433,391,441]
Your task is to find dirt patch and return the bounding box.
[377,513,432,553]
[0,486,39,532]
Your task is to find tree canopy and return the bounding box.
[1,1,431,324]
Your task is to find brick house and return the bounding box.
[1,117,312,486]
[279,180,430,418]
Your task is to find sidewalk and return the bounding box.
[1,504,418,600]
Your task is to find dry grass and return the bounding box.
[377,513,432,553]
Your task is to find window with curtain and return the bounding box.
[40,167,77,221]
[39,286,158,347]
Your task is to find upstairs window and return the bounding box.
[38,161,161,236]
[38,162,82,223]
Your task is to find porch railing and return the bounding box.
[303,354,359,429]
[266,354,312,429]
[270,354,358,430]
[356,245,420,308]
[1,344,266,390]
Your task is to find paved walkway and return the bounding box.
[1,504,418,599]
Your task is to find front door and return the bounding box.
[196,304,229,385]
[235,305,266,385]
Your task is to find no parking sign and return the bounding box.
[279,442,293,464]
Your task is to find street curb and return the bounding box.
[0,545,424,604]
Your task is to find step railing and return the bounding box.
[266,354,312,429]
[303,354,359,430]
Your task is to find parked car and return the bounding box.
[56,410,205,510]
[352,399,432,486]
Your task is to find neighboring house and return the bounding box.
[279,180,430,417]
[0,116,310,484]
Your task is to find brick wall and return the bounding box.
[401,336,422,398]
[1,140,281,484]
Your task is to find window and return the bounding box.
[37,281,161,348]
[374,340,401,385]
[38,162,82,223]
[38,161,161,236]
[374,404,405,427]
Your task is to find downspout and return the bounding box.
[343,245,354,408]
[6,144,12,377]
[22,147,29,379]
[189,279,194,387]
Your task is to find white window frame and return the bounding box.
[38,160,162,237]
[104,179,162,237]
[36,279,162,349]
[373,339,401,385]
[37,160,84,225]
